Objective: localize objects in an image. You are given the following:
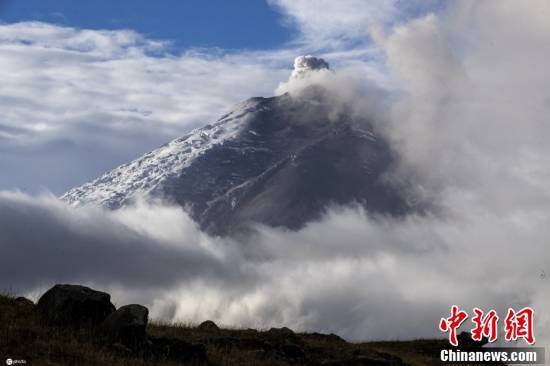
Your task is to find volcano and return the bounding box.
[62,56,413,235]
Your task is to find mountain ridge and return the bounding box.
[62,58,414,236]
[62,97,266,210]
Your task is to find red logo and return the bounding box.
[471,307,499,343]
[439,305,469,346]
[439,306,535,346]
[504,307,535,345]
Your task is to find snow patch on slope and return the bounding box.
[61,98,264,208]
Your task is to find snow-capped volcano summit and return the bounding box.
[62,58,412,235]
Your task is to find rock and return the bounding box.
[14,297,34,307]
[266,327,299,347]
[198,320,219,332]
[147,336,207,364]
[267,326,295,338]
[457,331,489,347]
[101,304,149,348]
[307,332,346,343]
[37,284,115,327]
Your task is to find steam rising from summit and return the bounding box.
[290,55,330,79]
[61,54,411,236]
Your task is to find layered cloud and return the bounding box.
[0,192,244,292]
[0,22,290,193]
[0,3,410,195]
[268,0,397,48]
[1,192,548,343]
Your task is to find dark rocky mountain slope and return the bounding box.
[62,58,414,235]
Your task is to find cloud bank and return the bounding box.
[1,191,548,343]
[0,22,289,194]
[0,5,401,195]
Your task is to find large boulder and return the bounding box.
[198,320,219,332]
[37,284,115,328]
[101,304,149,347]
[14,296,34,308]
[266,326,298,344]
[267,327,295,338]
[306,332,346,344]
[457,331,489,348]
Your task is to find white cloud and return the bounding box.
[377,1,550,209]
[0,22,289,193]
[1,191,548,345]
[0,19,394,195]
[268,0,398,48]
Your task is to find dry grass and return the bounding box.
[0,293,496,365]
[0,293,176,366]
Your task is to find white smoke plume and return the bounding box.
[290,55,330,79]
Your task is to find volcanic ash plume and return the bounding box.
[290,55,330,79]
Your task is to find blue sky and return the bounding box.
[0,0,440,194]
[0,0,293,50]
[0,1,436,193]
[0,1,419,193]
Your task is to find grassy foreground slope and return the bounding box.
[0,293,488,366]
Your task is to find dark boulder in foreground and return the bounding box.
[198,320,220,332]
[102,304,149,348]
[26,284,416,366]
[267,326,295,338]
[267,326,298,345]
[457,331,489,348]
[308,332,346,343]
[14,296,34,307]
[37,284,115,327]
